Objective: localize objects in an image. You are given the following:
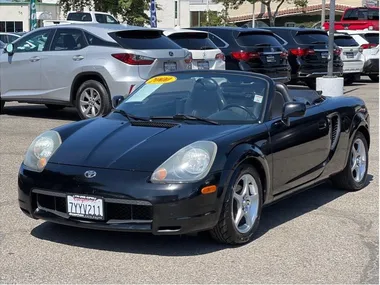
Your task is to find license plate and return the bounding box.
[197,61,209,70]
[321,52,328,58]
[67,195,104,220]
[345,52,354,58]
[164,62,177,72]
[266,55,276,62]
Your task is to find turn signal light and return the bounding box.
[201,185,217,195]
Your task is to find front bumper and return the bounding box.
[362,59,379,75]
[18,163,226,235]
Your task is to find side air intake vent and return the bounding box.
[330,115,341,150]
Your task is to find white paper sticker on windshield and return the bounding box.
[254,95,263,103]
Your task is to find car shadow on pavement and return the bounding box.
[3,104,80,121]
[30,174,374,256]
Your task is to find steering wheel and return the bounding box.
[222,104,257,120]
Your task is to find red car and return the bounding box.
[323,7,379,31]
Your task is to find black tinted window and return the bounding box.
[109,30,182,49]
[343,8,379,20]
[363,33,379,45]
[236,32,282,47]
[95,13,118,24]
[85,32,119,47]
[51,29,87,51]
[294,32,328,44]
[168,32,217,50]
[208,32,227,47]
[334,36,358,47]
[67,12,92,22]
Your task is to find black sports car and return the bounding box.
[18,70,370,245]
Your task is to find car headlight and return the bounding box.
[151,141,217,183]
[23,130,62,172]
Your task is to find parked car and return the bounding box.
[333,32,365,85]
[43,11,120,27]
[337,30,379,82]
[323,6,379,31]
[263,27,344,89]
[190,27,291,83]
[162,28,225,70]
[0,24,192,119]
[17,70,370,245]
[0,32,22,44]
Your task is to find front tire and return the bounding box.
[344,75,355,85]
[332,132,368,191]
[0,100,4,114]
[210,164,263,245]
[75,80,111,120]
[369,75,379,82]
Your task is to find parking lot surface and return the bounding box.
[0,78,378,284]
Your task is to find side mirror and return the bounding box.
[112,95,124,109]
[282,102,306,126]
[5,43,14,56]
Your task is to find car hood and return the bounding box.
[50,117,247,171]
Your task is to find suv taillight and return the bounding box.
[112,53,155,65]
[289,48,315,57]
[231,51,260,61]
[215,53,225,61]
[184,52,192,64]
[361,43,377,49]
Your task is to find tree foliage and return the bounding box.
[58,0,152,26]
[216,0,308,26]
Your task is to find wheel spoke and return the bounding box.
[80,100,89,106]
[91,106,96,116]
[351,160,357,171]
[84,106,91,115]
[233,192,243,205]
[244,212,252,228]
[94,102,101,110]
[90,88,94,98]
[94,94,100,101]
[235,208,244,226]
[241,176,249,197]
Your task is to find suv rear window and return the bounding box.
[363,33,379,45]
[67,12,92,22]
[236,32,282,47]
[95,13,118,24]
[168,32,217,50]
[334,35,358,47]
[343,8,379,20]
[294,31,328,45]
[109,30,182,49]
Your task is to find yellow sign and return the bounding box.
[146,75,177,84]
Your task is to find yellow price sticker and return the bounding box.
[146,75,177,84]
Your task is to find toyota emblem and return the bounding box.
[169,51,174,56]
[84,170,97,179]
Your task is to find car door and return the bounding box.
[39,28,88,102]
[266,91,331,195]
[0,29,54,100]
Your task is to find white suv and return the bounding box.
[162,28,225,70]
[0,24,192,119]
[338,30,379,82]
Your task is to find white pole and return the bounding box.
[206,0,209,23]
[252,1,255,27]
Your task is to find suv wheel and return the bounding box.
[305,79,316,90]
[75,80,111,120]
[0,100,4,114]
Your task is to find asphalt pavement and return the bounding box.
[0,78,378,284]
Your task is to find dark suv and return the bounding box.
[263,27,344,89]
[191,27,291,83]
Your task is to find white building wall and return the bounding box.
[154,0,190,28]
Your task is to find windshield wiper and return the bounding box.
[112,109,149,121]
[254,43,271,46]
[149,114,219,125]
[311,41,327,44]
[199,46,215,50]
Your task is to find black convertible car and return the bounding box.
[18,70,370,244]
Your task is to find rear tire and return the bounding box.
[332,132,368,191]
[75,80,111,120]
[344,76,355,85]
[45,104,65,111]
[369,75,379,82]
[210,164,263,245]
[0,100,4,114]
[305,79,316,90]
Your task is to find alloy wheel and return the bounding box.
[79,87,102,118]
[351,138,367,183]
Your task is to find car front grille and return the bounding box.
[32,189,153,223]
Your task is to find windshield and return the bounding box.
[115,72,269,124]
[334,35,359,47]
